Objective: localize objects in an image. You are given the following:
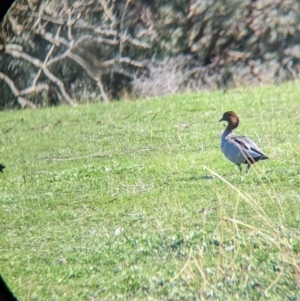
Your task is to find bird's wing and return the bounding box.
[231,135,267,159]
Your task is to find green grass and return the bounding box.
[1,81,300,300]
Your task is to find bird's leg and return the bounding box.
[246,164,251,173]
[238,164,242,173]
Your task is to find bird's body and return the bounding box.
[219,111,269,172]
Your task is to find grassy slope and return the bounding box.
[0,82,299,300]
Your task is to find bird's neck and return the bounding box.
[222,127,234,138]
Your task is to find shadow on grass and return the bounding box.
[177,175,216,182]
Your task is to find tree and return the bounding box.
[1,0,300,108]
[0,0,152,107]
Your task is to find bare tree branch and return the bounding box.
[96,76,109,102]
[0,72,19,95]
[99,0,117,25]
[75,35,119,46]
[5,48,77,106]
[20,84,49,95]
[33,25,63,86]
[0,72,36,108]
[67,51,98,78]
[74,20,118,36]
[29,11,65,26]
[35,28,71,47]
[0,0,152,106]
[101,57,145,68]
[46,49,70,67]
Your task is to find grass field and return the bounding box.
[0,81,300,300]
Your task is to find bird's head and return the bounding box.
[219,111,240,129]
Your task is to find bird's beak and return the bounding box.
[219,118,224,122]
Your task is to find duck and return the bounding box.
[219,111,269,172]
